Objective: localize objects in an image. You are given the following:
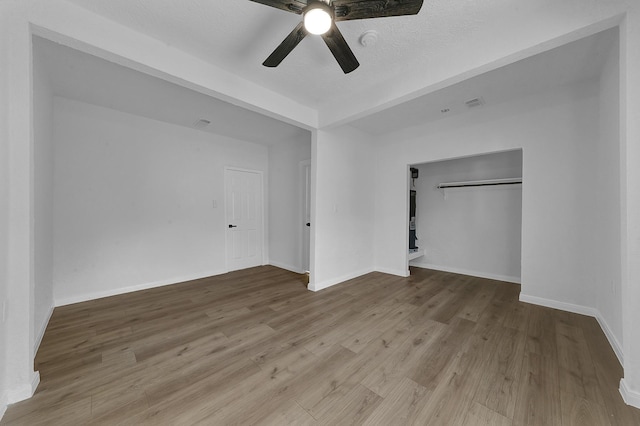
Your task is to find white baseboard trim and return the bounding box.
[308,267,375,292]
[620,379,640,409]
[7,371,40,404]
[34,303,55,354]
[520,293,624,366]
[1,390,7,422]
[519,293,596,317]
[374,267,410,277]
[54,269,228,307]
[410,262,521,284]
[268,261,304,274]
[594,312,624,366]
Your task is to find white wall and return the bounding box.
[310,126,375,291]
[374,79,602,309]
[52,98,269,305]
[1,2,40,410]
[594,30,623,358]
[268,137,312,273]
[410,151,522,283]
[33,44,55,352]
[621,3,640,406]
[0,2,10,416]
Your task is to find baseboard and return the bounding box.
[410,262,521,284]
[374,267,410,277]
[594,312,624,366]
[0,390,7,422]
[520,293,624,366]
[34,303,55,354]
[7,371,40,404]
[54,269,227,307]
[620,379,640,409]
[268,261,303,274]
[308,267,375,292]
[519,293,596,317]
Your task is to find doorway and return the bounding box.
[408,150,523,283]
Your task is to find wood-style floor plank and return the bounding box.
[3,266,639,425]
[512,351,562,426]
[361,377,430,425]
[318,384,382,425]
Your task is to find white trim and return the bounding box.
[299,159,311,274]
[519,293,596,317]
[1,390,7,422]
[594,313,624,366]
[7,371,40,404]
[269,261,304,274]
[520,293,624,366]
[410,262,521,284]
[375,267,410,277]
[34,303,55,353]
[54,269,227,307]
[308,267,374,292]
[620,379,640,409]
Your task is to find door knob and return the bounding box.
[228,224,237,228]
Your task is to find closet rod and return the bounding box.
[437,177,522,189]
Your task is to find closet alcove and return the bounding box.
[408,149,523,284]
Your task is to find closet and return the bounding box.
[408,150,523,283]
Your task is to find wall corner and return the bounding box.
[6,371,40,405]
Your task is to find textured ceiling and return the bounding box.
[65,0,418,107]
[350,27,617,135]
[35,25,615,142]
[46,0,620,136]
[62,0,583,110]
[34,37,310,146]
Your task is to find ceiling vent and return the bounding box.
[193,119,211,129]
[465,97,485,108]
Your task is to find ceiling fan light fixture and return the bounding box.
[253,0,424,73]
[304,4,332,35]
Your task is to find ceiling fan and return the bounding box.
[249,0,424,74]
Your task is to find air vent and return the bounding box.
[465,97,485,108]
[193,119,211,129]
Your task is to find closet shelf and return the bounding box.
[408,250,424,261]
[437,177,522,189]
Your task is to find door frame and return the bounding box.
[299,160,311,273]
[223,166,266,272]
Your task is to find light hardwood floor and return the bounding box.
[3,266,639,425]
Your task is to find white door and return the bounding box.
[225,168,263,271]
[301,161,311,272]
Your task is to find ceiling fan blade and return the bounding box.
[248,0,306,15]
[263,21,308,67]
[321,23,359,74]
[333,0,424,21]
